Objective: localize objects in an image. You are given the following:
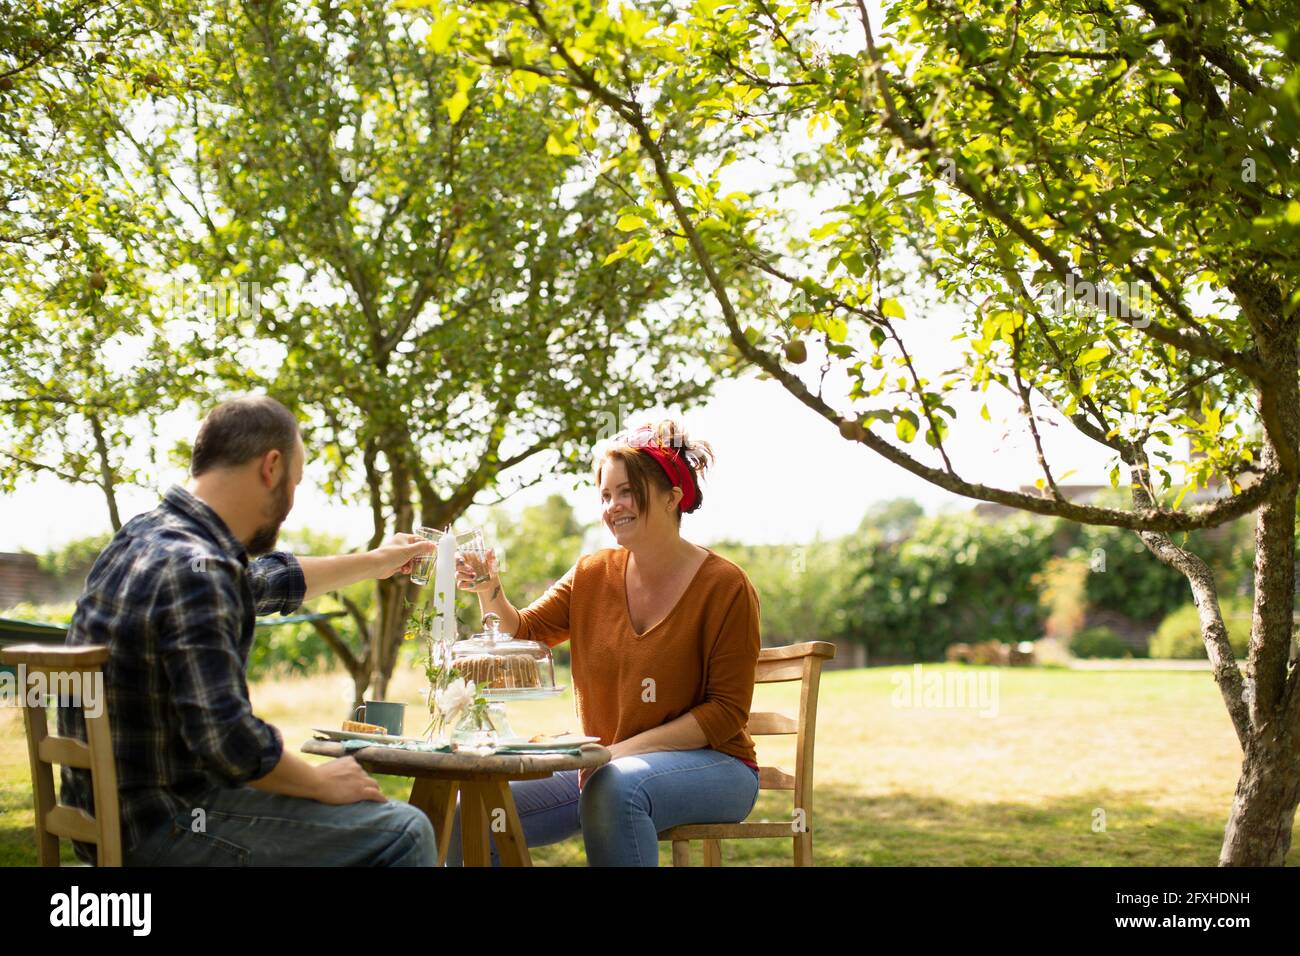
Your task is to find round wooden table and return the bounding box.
[301,739,610,866]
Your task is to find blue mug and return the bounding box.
[354,700,405,736]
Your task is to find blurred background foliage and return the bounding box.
[6,489,1268,670]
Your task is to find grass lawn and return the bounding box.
[2,663,1294,866]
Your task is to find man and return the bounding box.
[58,395,438,865]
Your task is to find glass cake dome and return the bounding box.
[450,612,563,700]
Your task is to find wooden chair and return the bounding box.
[659,640,836,866]
[0,644,121,866]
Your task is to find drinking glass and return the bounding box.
[409,526,439,586]
[455,530,496,587]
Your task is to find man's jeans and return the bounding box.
[124,786,437,866]
[447,748,761,867]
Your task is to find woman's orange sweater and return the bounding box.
[514,547,761,769]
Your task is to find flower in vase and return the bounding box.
[434,676,477,722]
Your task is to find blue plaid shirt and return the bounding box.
[58,485,305,857]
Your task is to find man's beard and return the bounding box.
[246,471,292,556]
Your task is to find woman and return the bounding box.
[446,421,762,866]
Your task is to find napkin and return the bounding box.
[337,738,451,753]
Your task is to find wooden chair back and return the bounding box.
[660,639,836,865]
[0,644,121,866]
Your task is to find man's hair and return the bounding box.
[191,396,300,477]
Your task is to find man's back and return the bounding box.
[58,485,304,858]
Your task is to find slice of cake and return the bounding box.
[342,719,388,735]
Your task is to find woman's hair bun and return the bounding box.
[642,420,713,513]
[644,420,714,478]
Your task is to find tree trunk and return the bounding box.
[371,573,417,699]
[1217,467,1300,864]
[1132,375,1300,864]
[1220,731,1300,865]
[370,444,417,699]
[349,667,368,713]
[1217,331,1300,865]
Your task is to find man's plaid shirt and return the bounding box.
[58,484,305,855]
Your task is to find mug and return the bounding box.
[354,700,405,736]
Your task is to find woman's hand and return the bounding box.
[455,548,500,594]
[604,716,708,764]
[605,740,636,762]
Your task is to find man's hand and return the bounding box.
[372,533,435,580]
[312,756,386,805]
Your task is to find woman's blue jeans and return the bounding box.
[446,748,760,867]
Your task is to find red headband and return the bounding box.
[625,427,699,513]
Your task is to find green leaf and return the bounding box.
[545,132,579,156]
[881,298,905,319]
[445,90,470,123]
[895,411,918,443]
[615,214,646,232]
[427,15,457,54]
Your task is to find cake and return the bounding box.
[343,719,388,735]
[456,654,541,689]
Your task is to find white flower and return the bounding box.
[434,677,477,721]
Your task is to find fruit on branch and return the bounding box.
[838,417,866,442]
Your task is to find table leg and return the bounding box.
[409,778,458,867]
[479,778,532,868]
[459,782,492,867]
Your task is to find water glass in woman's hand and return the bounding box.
[455,546,498,593]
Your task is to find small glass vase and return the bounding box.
[427,711,453,748]
[452,707,498,750]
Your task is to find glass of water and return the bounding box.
[409,526,439,586]
[455,530,498,587]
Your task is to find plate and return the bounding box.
[312,727,427,746]
[495,734,601,750]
